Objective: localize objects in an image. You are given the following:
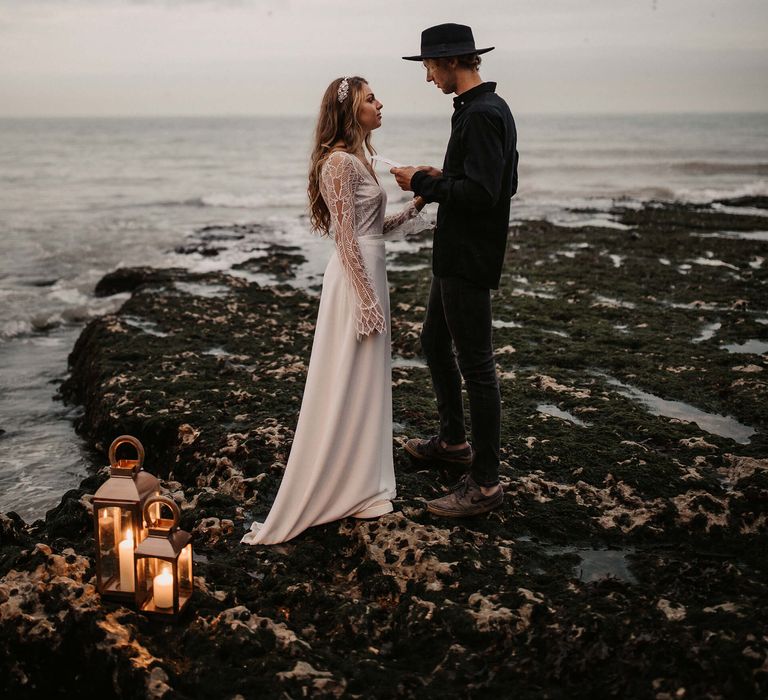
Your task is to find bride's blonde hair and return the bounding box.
[308,76,376,236]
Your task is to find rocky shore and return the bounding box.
[1,199,767,698]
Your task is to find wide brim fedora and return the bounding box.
[402,22,494,61]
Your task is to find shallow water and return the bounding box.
[549,215,632,231]
[123,315,169,337]
[710,203,768,217]
[602,374,755,444]
[545,545,637,584]
[593,294,636,309]
[722,339,768,355]
[493,319,524,329]
[689,256,739,271]
[203,347,231,357]
[692,321,722,344]
[607,254,626,268]
[693,231,768,242]
[392,356,428,369]
[536,403,590,427]
[512,288,557,300]
[173,281,231,298]
[575,549,637,584]
[387,262,430,272]
[0,327,89,522]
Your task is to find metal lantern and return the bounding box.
[134,494,193,618]
[93,435,160,602]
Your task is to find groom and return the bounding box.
[391,23,518,517]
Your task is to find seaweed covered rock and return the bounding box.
[2,200,767,697]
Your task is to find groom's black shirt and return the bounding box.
[411,81,518,289]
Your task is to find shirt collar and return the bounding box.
[453,81,497,110]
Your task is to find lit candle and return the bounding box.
[118,529,134,592]
[101,508,120,547]
[153,567,174,609]
[99,510,113,552]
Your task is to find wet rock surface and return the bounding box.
[1,201,767,698]
[232,244,308,280]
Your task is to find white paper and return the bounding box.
[371,155,405,169]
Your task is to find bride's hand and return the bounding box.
[416,166,442,178]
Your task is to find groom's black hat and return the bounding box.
[402,23,494,61]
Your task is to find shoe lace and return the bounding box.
[453,473,471,498]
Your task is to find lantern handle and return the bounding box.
[108,435,145,471]
[143,494,180,529]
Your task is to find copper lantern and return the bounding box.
[93,435,160,602]
[133,494,193,618]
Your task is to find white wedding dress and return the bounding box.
[241,151,420,545]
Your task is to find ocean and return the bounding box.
[1,112,767,521]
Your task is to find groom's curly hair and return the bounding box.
[434,53,482,71]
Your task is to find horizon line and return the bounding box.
[1,109,767,120]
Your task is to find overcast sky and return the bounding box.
[1,0,766,116]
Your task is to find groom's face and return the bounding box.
[423,58,457,94]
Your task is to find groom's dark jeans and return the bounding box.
[421,275,501,487]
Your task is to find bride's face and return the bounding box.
[357,83,383,133]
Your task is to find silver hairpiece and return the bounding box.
[337,77,350,103]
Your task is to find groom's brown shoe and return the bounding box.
[426,474,503,518]
[405,435,473,467]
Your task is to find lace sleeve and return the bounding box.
[383,198,420,234]
[321,152,387,339]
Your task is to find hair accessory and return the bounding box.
[337,77,350,103]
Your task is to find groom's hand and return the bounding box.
[416,166,442,178]
[390,166,418,192]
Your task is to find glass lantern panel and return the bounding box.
[139,556,155,599]
[179,544,193,602]
[140,557,175,613]
[115,510,136,592]
[135,551,147,599]
[97,506,120,588]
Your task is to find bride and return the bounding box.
[241,76,425,545]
